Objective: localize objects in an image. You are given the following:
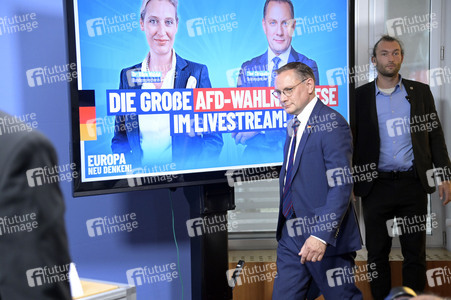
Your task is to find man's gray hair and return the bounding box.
[276,62,316,85]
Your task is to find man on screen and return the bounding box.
[234,0,319,163]
[112,0,223,170]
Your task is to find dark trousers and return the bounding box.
[272,222,362,300]
[362,177,427,300]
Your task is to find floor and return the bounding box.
[229,247,451,263]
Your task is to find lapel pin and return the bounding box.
[410,87,413,90]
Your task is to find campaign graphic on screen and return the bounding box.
[73,0,349,183]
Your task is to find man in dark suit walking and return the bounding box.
[352,35,451,299]
[233,0,319,163]
[272,62,362,299]
[0,110,72,300]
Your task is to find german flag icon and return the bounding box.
[79,106,97,141]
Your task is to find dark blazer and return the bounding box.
[111,54,223,169]
[352,79,451,197]
[277,101,362,256]
[237,47,320,87]
[0,111,71,300]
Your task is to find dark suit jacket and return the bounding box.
[237,47,320,87]
[0,111,71,300]
[111,54,223,169]
[277,101,361,256]
[352,79,451,197]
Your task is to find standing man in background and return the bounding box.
[234,0,319,163]
[352,35,451,300]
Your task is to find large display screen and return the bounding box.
[66,0,353,196]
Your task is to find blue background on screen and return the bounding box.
[77,0,349,178]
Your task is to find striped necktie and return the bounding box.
[282,117,300,219]
[270,56,281,87]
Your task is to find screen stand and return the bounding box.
[184,182,235,300]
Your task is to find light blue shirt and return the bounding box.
[267,46,291,86]
[375,76,414,171]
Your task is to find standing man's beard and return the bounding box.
[376,63,401,77]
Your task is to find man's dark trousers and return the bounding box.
[362,175,427,300]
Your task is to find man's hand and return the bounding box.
[231,132,259,145]
[298,236,327,264]
[439,181,451,205]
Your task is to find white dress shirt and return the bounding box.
[285,97,318,171]
[285,97,326,245]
